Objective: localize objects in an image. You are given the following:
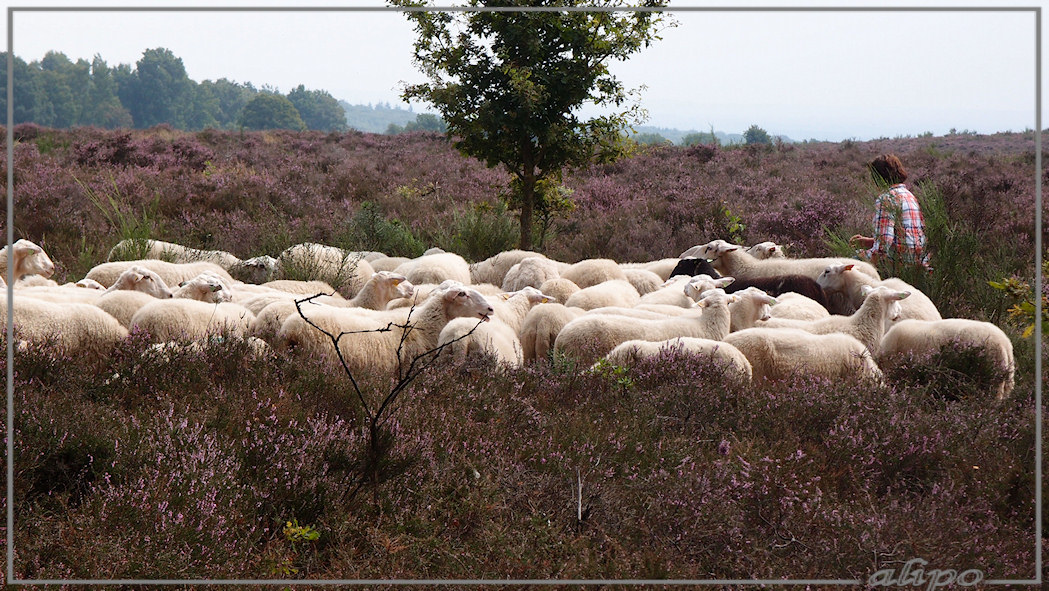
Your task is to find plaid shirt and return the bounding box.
[866,184,930,267]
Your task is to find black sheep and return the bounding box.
[722,274,831,312]
[669,257,721,279]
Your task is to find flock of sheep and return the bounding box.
[1,235,1016,398]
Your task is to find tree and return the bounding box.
[0,53,41,125]
[122,48,195,128]
[199,78,257,129]
[238,92,306,131]
[743,124,772,145]
[287,84,348,131]
[394,0,672,250]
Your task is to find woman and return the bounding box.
[849,154,931,270]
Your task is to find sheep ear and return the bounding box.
[679,246,702,258]
[389,277,404,286]
[843,264,855,272]
[178,281,187,287]
[860,285,873,296]
[210,284,222,292]
[499,292,513,300]
[765,295,778,305]
[895,291,911,300]
[714,277,734,288]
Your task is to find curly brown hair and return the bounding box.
[868,154,908,185]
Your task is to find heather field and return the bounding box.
[2,125,1046,585]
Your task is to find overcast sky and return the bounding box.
[2,0,1042,142]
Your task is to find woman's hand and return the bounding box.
[849,234,875,249]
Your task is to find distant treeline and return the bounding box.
[0,48,351,132]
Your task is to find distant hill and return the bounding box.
[632,125,794,146]
[340,101,422,134]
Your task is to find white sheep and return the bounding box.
[107,238,241,269]
[276,282,494,377]
[94,290,158,328]
[563,279,641,311]
[250,298,342,344]
[369,256,412,273]
[745,241,787,259]
[85,259,235,289]
[2,295,127,359]
[519,302,585,362]
[619,258,681,281]
[682,240,880,283]
[174,272,234,303]
[638,275,714,308]
[768,292,832,321]
[762,285,910,356]
[472,250,553,286]
[261,279,339,296]
[276,242,374,295]
[436,287,554,366]
[553,288,736,365]
[537,277,581,304]
[725,286,778,332]
[394,252,473,286]
[75,278,106,290]
[13,275,58,288]
[621,268,665,295]
[601,337,753,383]
[816,263,941,322]
[878,318,1015,399]
[11,285,104,304]
[501,256,563,291]
[725,328,883,383]
[130,299,256,342]
[228,255,279,284]
[346,271,414,310]
[559,258,628,289]
[0,238,55,281]
[103,265,174,299]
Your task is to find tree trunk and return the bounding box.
[519,170,535,251]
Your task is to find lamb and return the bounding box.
[394,252,473,286]
[559,258,628,289]
[768,292,832,321]
[276,282,494,377]
[563,280,641,311]
[107,238,241,270]
[436,287,554,366]
[472,249,550,286]
[2,295,128,359]
[501,256,563,291]
[762,285,910,355]
[276,242,374,295]
[85,259,235,289]
[537,277,581,304]
[724,328,883,383]
[682,240,881,283]
[816,263,941,321]
[553,288,735,365]
[174,272,234,303]
[228,255,280,284]
[0,238,55,281]
[601,337,753,383]
[621,268,665,295]
[103,265,175,299]
[130,299,256,342]
[878,318,1015,399]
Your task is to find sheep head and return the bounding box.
[6,239,55,279]
[441,286,494,323]
[106,265,174,298]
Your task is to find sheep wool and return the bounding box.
[130,299,256,342]
[725,328,883,384]
[601,337,752,383]
[2,296,127,359]
[879,318,1015,399]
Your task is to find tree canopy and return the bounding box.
[239,93,307,131]
[394,0,672,250]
